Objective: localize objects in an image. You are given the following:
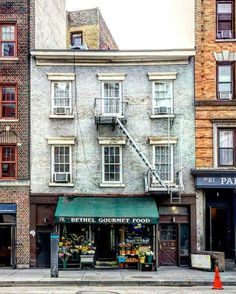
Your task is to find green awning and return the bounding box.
[55,197,159,224]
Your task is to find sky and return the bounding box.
[66,0,194,50]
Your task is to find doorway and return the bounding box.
[36,231,51,268]
[0,226,11,267]
[94,224,116,259]
[159,224,177,265]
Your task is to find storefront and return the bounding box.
[193,171,236,260]
[0,204,16,268]
[54,196,159,269]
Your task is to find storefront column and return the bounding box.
[233,192,236,261]
[155,224,159,267]
[30,204,37,267]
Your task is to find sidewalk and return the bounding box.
[0,266,236,287]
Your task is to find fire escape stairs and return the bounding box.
[116,117,166,188]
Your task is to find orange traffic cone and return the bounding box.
[212,266,223,290]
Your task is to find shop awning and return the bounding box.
[55,197,159,224]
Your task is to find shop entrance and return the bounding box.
[0,226,12,267]
[206,191,234,259]
[36,231,51,268]
[94,224,116,259]
[159,224,177,265]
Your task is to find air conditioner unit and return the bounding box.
[54,173,69,183]
[218,30,232,38]
[154,107,171,115]
[218,91,232,100]
[55,107,66,115]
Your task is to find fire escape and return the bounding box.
[94,97,182,204]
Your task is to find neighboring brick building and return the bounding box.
[30,49,195,268]
[0,0,66,268]
[67,8,118,49]
[194,0,236,266]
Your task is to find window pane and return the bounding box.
[220,149,234,165]
[218,66,231,82]
[155,146,171,181]
[180,224,189,255]
[2,163,15,177]
[218,83,231,92]
[2,43,15,56]
[2,104,15,117]
[155,82,171,98]
[218,3,232,14]
[2,87,15,101]
[1,26,15,40]
[219,130,233,147]
[103,146,121,182]
[2,147,15,161]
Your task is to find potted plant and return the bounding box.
[145,250,154,264]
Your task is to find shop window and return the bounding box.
[218,129,235,166]
[153,81,173,115]
[102,81,122,115]
[102,146,122,183]
[154,145,173,182]
[0,85,17,118]
[159,206,188,215]
[0,145,17,179]
[217,1,234,39]
[52,146,72,183]
[52,81,72,115]
[217,63,234,100]
[0,24,17,57]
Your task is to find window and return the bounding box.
[102,81,122,115]
[153,81,173,115]
[154,145,173,182]
[0,146,16,179]
[217,1,234,39]
[52,82,71,115]
[102,146,122,183]
[218,129,235,166]
[0,85,16,118]
[52,146,71,183]
[0,24,16,57]
[217,64,233,99]
[71,32,82,48]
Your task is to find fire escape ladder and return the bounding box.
[170,189,181,204]
[116,117,166,187]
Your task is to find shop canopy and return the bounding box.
[55,197,159,225]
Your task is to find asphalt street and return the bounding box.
[0,286,235,294]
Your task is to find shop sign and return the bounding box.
[0,204,16,214]
[58,217,157,224]
[196,176,236,188]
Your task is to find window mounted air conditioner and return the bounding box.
[54,173,69,183]
[218,30,232,38]
[218,91,232,100]
[55,107,66,115]
[154,106,171,115]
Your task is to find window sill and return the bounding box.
[215,38,236,43]
[49,114,74,119]
[0,119,19,122]
[150,114,174,119]
[49,182,74,187]
[0,57,18,61]
[100,183,125,188]
[0,180,30,187]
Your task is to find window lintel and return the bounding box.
[149,136,178,145]
[98,137,126,145]
[47,73,75,81]
[148,72,177,80]
[97,73,126,81]
[47,137,76,145]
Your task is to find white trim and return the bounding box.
[98,137,126,145]
[150,114,175,119]
[99,183,125,188]
[102,145,123,184]
[47,137,76,145]
[97,73,126,81]
[49,182,74,187]
[101,81,123,116]
[152,80,174,115]
[148,72,177,80]
[47,73,75,81]
[149,136,178,145]
[49,114,74,119]
[0,57,18,61]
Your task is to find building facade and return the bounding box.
[67,8,118,50]
[0,0,66,269]
[194,0,236,265]
[30,49,196,268]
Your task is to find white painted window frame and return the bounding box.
[51,81,72,115]
[51,145,72,183]
[152,80,173,115]
[101,81,122,116]
[102,145,123,184]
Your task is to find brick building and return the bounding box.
[194,0,236,266]
[0,0,65,268]
[67,8,118,49]
[30,49,196,268]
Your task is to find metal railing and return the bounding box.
[94,98,127,117]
